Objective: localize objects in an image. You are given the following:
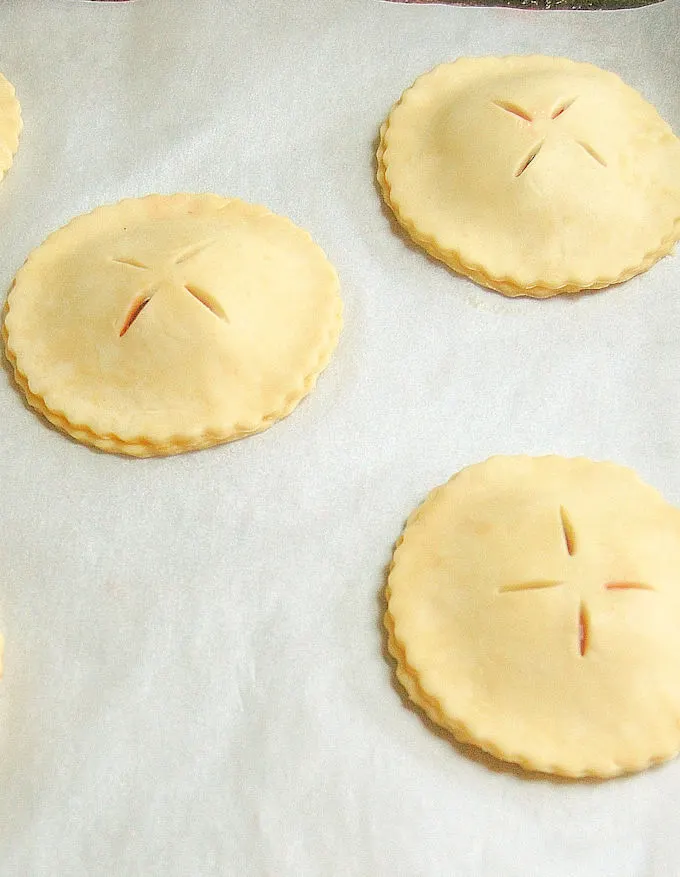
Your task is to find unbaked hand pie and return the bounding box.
[3,194,342,456]
[0,71,21,184]
[378,56,680,297]
[385,456,680,777]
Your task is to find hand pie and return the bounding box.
[386,456,680,777]
[0,71,21,184]
[3,194,342,456]
[378,56,680,297]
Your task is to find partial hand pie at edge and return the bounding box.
[0,71,22,182]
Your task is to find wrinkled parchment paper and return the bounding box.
[0,1,679,874]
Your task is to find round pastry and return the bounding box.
[0,71,22,184]
[3,194,342,456]
[386,456,680,777]
[378,56,680,297]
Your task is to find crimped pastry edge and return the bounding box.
[0,71,23,179]
[384,455,680,778]
[377,56,680,298]
[3,193,343,456]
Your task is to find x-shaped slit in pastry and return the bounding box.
[113,240,229,337]
[492,97,608,177]
[498,506,655,656]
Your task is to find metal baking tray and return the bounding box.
[385,0,664,9]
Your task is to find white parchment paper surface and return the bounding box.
[1,0,680,874]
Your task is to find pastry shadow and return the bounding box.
[377,557,634,786]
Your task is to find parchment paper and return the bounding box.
[0,1,679,874]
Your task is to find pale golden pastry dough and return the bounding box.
[3,194,342,456]
[0,71,21,183]
[378,56,680,297]
[386,456,680,777]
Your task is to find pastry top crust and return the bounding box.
[387,456,680,777]
[4,194,342,452]
[0,71,22,181]
[381,56,680,294]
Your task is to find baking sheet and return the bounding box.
[389,0,666,8]
[1,0,679,874]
